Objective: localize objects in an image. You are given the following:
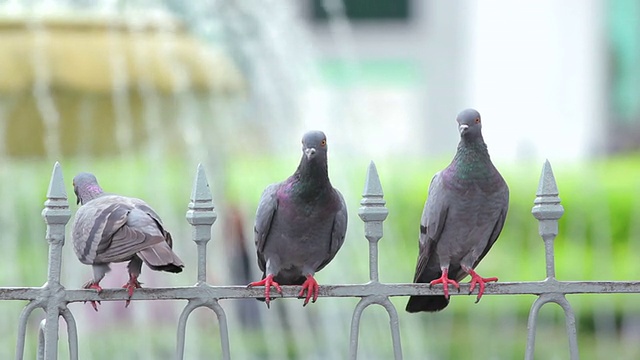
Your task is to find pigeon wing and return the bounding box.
[254,183,280,272]
[73,197,132,264]
[317,189,348,272]
[413,172,449,282]
[94,205,167,264]
[129,198,172,242]
[472,187,509,269]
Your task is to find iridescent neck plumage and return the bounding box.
[78,184,104,205]
[292,155,331,198]
[450,135,493,180]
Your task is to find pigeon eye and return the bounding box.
[321,139,326,146]
[475,118,480,124]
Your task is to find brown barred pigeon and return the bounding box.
[406,109,509,313]
[72,173,184,311]
[248,130,348,307]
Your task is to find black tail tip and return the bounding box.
[150,264,184,273]
[405,295,449,313]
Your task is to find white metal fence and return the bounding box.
[2,160,640,360]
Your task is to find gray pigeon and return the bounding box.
[248,130,348,307]
[406,109,509,313]
[72,172,184,310]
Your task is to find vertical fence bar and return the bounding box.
[41,162,71,359]
[37,320,45,360]
[349,296,376,359]
[60,308,79,360]
[180,164,229,360]
[350,161,401,359]
[176,300,200,360]
[207,300,231,359]
[16,301,43,360]
[526,160,578,360]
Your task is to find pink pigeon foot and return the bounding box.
[298,275,319,306]
[429,268,460,299]
[248,274,282,308]
[82,281,103,312]
[122,275,142,308]
[466,268,498,303]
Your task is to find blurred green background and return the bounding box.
[2,1,640,359]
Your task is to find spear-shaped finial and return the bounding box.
[186,163,216,285]
[532,159,564,279]
[358,161,388,282]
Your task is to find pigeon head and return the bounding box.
[301,130,328,162]
[456,108,483,140]
[73,172,103,205]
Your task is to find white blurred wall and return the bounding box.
[468,0,607,161]
[300,0,607,162]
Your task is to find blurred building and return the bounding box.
[298,0,639,161]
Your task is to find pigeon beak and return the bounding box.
[459,124,469,135]
[304,147,317,160]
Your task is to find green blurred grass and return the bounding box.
[1,153,640,358]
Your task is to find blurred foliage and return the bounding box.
[227,153,640,276]
[1,153,640,358]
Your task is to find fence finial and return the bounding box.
[42,161,70,275]
[359,161,387,219]
[532,159,564,222]
[527,160,578,360]
[351,162,400,359]
[358,161,388,282]
[531,159,564,280]
[45,162,67,202]
[41,162,71,359]
[190,163,214,205]
[186,163,216,285]
[361,160,384,199]
[42,161,71,230]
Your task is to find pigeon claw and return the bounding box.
[466,268,498,303]
[82,281,103,312]
[248,274,282,308]
[429,269,459,299]
[298,275,319,306]
[122,275,142,308]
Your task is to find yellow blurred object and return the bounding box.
[0,16,245,157]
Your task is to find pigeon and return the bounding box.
[72,172,184,311]
[248,130,348,307]
[406,109,509,313]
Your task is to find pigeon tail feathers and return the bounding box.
[405,295,449,313]
[137,242,184,273]
[407,267,452,312]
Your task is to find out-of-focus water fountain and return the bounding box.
[0,1,342,359]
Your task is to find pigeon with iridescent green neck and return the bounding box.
[406,109,509,313]
[72,172,184,311]
[248,130,348,307]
